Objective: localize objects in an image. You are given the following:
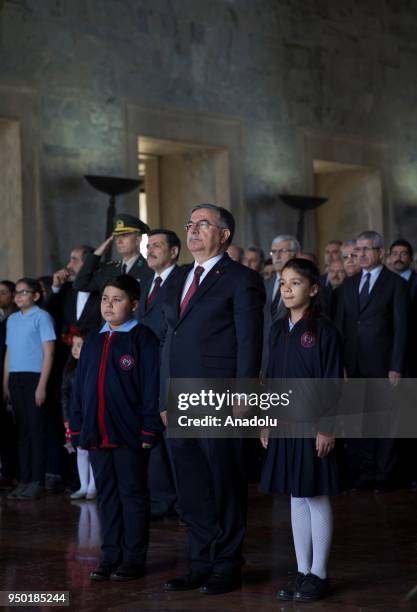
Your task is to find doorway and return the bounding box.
[314,159,383,267]
[138,136,230,263]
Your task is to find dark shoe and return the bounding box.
[200,572,242,595]
[276,572,306,601]
[294,573,330,602]
[7,483,28,499]
[110,563,146,582]
[17,481,45,500]
[164,571,211,591]
[90,562,119,581]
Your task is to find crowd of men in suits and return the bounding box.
[0,205,416,592]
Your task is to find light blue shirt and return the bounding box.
[6,306,56,373]
[400,269,412,281]
[100,319,138,334]
[358,265,383,294]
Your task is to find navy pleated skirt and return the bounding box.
[259,438,339,498]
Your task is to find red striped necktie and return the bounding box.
[179,266,204,318]
[147,276,162,307]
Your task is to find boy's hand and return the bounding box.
[35,384,47,407]
[142,442,152,449]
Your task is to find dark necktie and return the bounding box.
[271,290,281,318]
[121,263,127,274]
[359,272,371,310]
[147,276,162,307]
[179,266,204,318]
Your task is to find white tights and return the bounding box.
[290,495,333,579]
[76,448,96,494]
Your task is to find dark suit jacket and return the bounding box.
[160,254,265,404]
[335,267,409,377]
[73,252,153,292]
[262,275,288,374]
[48,282,102,334]
[136,265,181,341]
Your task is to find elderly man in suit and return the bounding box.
[161,204,265,595]
[136,229,181,519]
[262,234,300,374]
[336,230,409,491]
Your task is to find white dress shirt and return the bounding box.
[181,254,223,302]
[358,265,383,294]
[147,264,176,296]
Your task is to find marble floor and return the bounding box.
[1,485,417,611]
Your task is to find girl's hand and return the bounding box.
[316,432,335,458]
[3,385,9,403]
[35,384,46,407]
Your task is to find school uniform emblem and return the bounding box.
[301,331,315,348]
[119,354,135,370]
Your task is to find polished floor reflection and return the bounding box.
[1,485,417,610]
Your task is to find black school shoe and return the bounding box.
[276,572,306,601]
[294,573,330,602]
[164,571,211,591]
[110,563,146,582]
[90,562,119,581]
[199,572,242,595]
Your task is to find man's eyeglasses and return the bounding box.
[355,247,379,254]
[184,220,224,232]
[342,253,358,260]
[270,248,294,256]
[390,251,410,258]
[15,290,35,296]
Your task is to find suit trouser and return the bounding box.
[89,447,150,566]
[168,437,247,575]
[9,372,47,484]
[149,432,178,516]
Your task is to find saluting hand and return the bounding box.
[94,235,113,257]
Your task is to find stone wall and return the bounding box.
[0,0,417,273]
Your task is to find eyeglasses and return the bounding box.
[355,247,379,254]
[391,251,410,258]
[270,248,294,256]
[15,290,35,296]
[342,253,358,260]
[184,220,224,231]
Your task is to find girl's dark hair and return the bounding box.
[16,277,44,307]
[102,275,141,302]
[281,257,324,320]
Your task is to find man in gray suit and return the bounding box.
[262,234,300,374]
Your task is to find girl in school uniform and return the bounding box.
[260,257,343,603]
[61,330,96,500]
[3,278,56,500]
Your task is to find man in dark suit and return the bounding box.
[262,234,300,374]
[49,245,102,337]
[389,239,416,286]
[161,204,265,595]
[336,230,409,491]
[73,214,153,293]
[136,229,182,519]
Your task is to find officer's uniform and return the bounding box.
[73,214,153,293]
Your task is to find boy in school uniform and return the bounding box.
[69,275,162,582]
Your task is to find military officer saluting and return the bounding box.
[73,214,153,292]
